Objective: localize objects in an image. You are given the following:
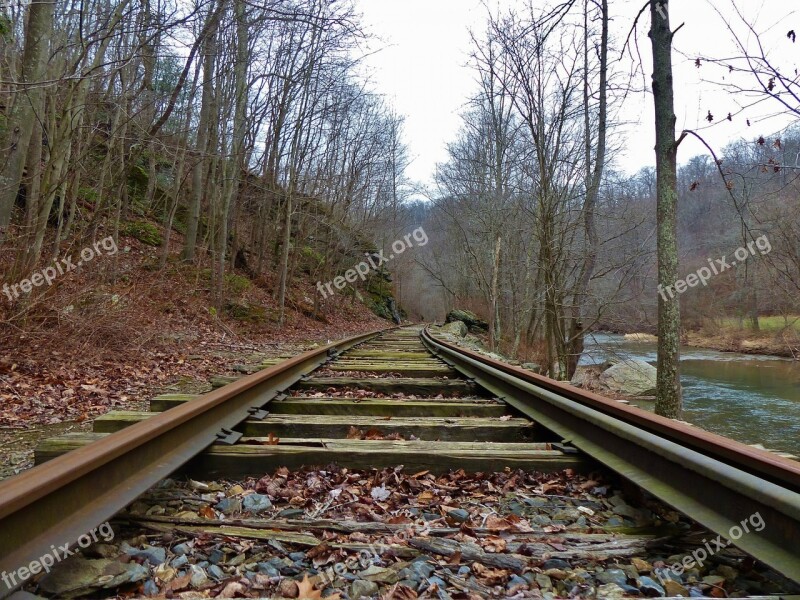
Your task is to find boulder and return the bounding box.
[445,309,488,333]
[599,359,657,396]
[440,320,468,337]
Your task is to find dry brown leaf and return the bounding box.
[471,562,508,585]
[381,583,418,599]
[296,573,341,599]
[482,535,506,553]
[267,432,280,445]
[198,505,215,519]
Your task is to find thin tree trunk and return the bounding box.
[0,0,55,239]
[650,2,684,418]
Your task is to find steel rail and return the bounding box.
[0,327,390,596]
[421,328,800,583]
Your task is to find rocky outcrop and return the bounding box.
[445,309,488,333]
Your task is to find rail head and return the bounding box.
[422,327,800,492]
[422,327,800,583]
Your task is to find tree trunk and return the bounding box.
[0,0,55,239]
[650,2,683,418]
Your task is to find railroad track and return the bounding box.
[0,326,799,599]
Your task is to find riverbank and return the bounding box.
[618,324,800,360]
[684,330,799,359]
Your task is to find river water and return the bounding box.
[580,333,800,455]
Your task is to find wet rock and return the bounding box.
[38,557,148,598]
[637,575,666,596]
[172,543,191,556]
[208,548,225,564]
[350,579,379,598]
[277,508,304,518]
[242,493,272,513]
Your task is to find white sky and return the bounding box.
[353,0,799,191]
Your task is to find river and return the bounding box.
[581,333,800,456]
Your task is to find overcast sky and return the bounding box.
[353,0,798,193]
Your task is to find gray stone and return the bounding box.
[208,564,225,581]
[350,580,379,598]
[637,575,666,596]
[216,497,242,515]
[171,554,189,569]
[121,542,166,566]
[599,359,657,396]
[522,362,542,374]
[542,559,572,571]
[446,508,469,523]
[242,493,273,513]
[257,562,280,577]
[277,508,304,518]
[507,575,529,590]
[440,321,468,337]
[410,561,435,579]
[596,569,628,586]
[596,583,628,600]
[533,573,551,589]
[142,579,159,596]
[38,557,148,596]
[532,514,552,526]
[172,543,191,556]
[398,579,419,590]
[445,309,488,333]
[189,565,209,587]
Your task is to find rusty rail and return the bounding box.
[422,327,800,583]
[0,327,389,595]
